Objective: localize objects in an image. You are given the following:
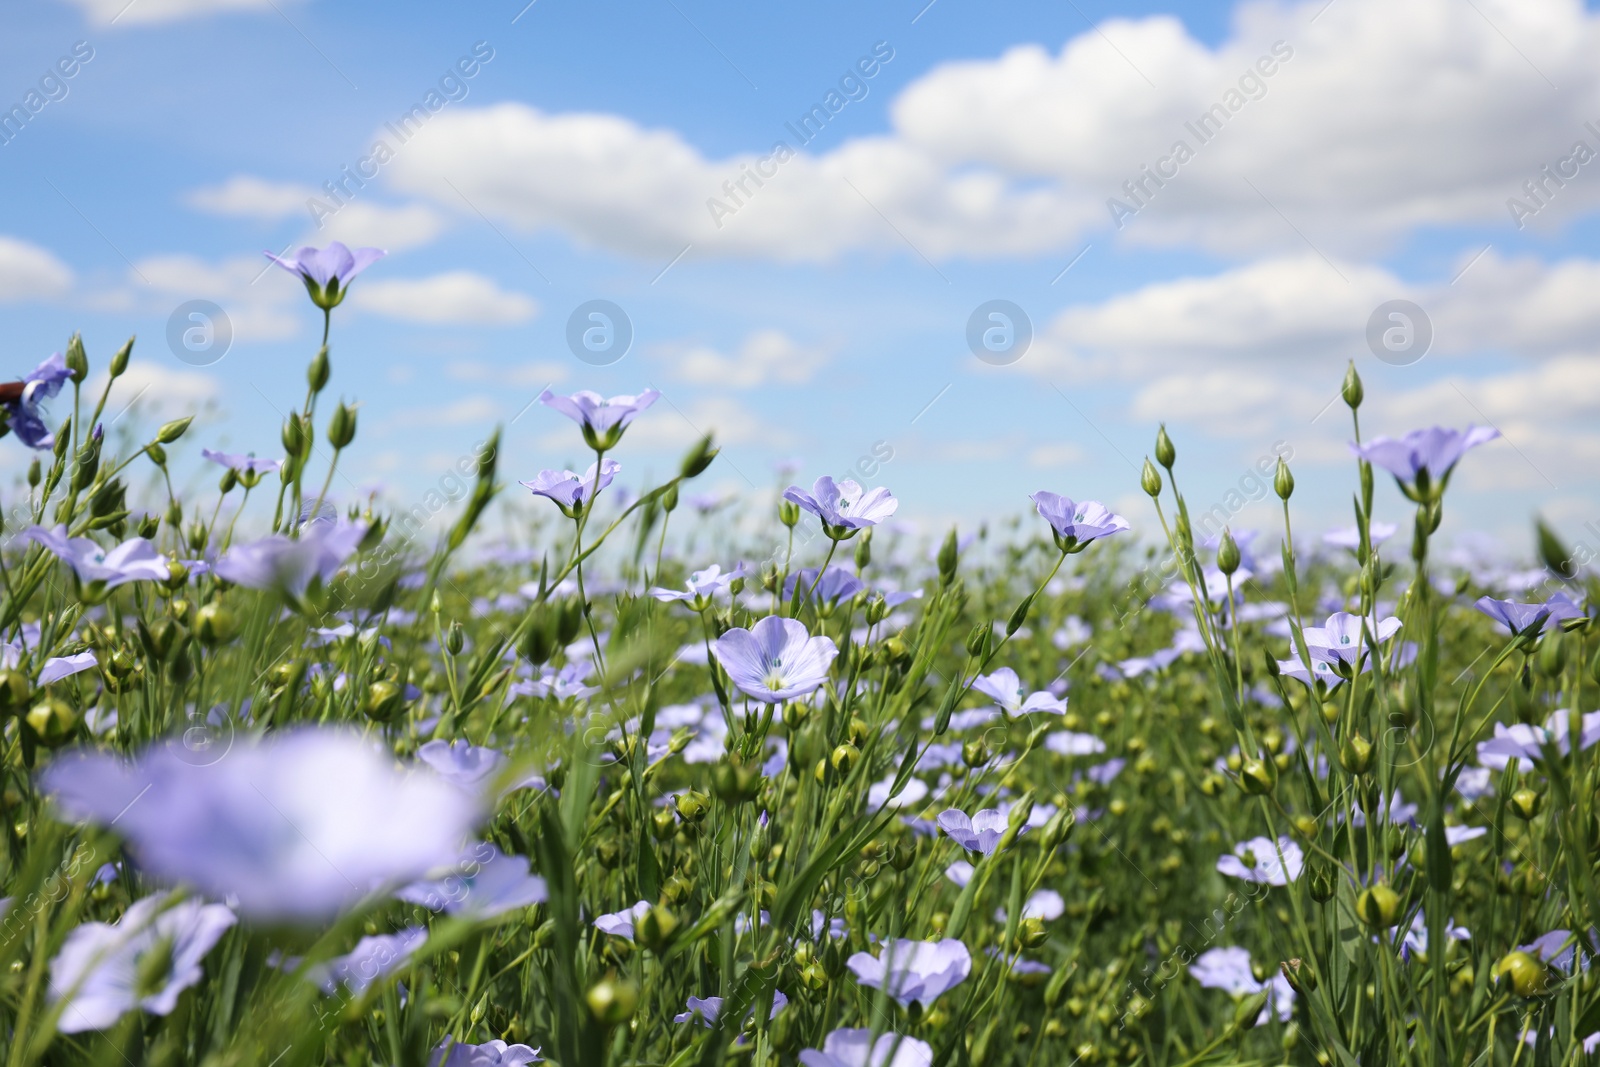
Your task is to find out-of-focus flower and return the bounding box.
[264,242,386,310]
[41,729,479,921]
[201,449,282,475]
[1216,836,1303,885]
[398,843,547,918]
[783,477,898,538]
[800,1029,932,1067]
[304,927,426,994]
[1352,425,1499,499]
[783,565,866,605]
[213,520,366,596]
[1474,593,1585,637]
[429,1039,543,1066]
[970,667,1066,716]
[512,663,600,702]
[3,352,72,449]
[594,901,651,940]
[673,990,788,1026]
[1323,522,1398,550]
[712,616,838,704]
[1029,493,1129,553]
[1045,731,1106,757]
[538,389,659,451]
[867,775,928,812]
[937,809,1007,856]
[1400,912,1470,961]
[49,892,236,1033]
[1188,946,1294,1023]
[23,527,169,591]
[651,563,745,608]
[1477,710,1600,772]
[520,460,620,518]
[845,939,971,1008]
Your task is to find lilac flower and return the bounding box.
[10,645,99,686]
[1474,592,1585,637]
[1045,731,1106,757]
[937,808,1007,856]
[1400,912,1470,961]
[1052,616,1092,649]
[1454,767,1494,801]
[1351,425,1499,499]
[673,990,788,1026]
[651,563,745,609]
[970,667,1067,716]
[23,527,169,592]
[800,1029,933,1067]
[1188,947,1294,1024]
[430,1039,543,1067]
[868,774,928,812]
[213,520,366,596]
[512,662,600,702]
[416,739,540,798]
[520,460,620,518]
[1118,648,1182,678]
[594,901,651,940]
[1300,611,1402,674]
[1275,653,1344,689]
[846,939,972,1008]
[41,729,479,921]
[1029,493,1129,553]
[3,352,73,449]
[48,892,236,1033]
[1216,836,1303,885]
[264,242,386,310]
[996,888,1065,923]
[538,389,659,451]
[398,843,546,918]
[1086,757,1125,785]
[305,927,426,994]
[783,565,866,605]
[783,476,898,539]
[711,616,838,704]
[201,449,282,476]
[1477,710,1600,771]
[1520,929,1596,973]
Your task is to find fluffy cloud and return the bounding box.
[0,236,74,302]
[187,176,445,251]
[63,0,301,25]
[89,362,222,427]
[133,253,303,342]
[668,329,829,388]
[350,272,537,325]
[381,0,1600,263]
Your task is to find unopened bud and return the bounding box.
[1154,425,1176,469]
[156,416,193,444]
[327,402,357,449]
[1216,528,1241,576]
[1341,362,1364,410]
[1274,457,1294,500]
[1140,457,1162,498]
[1355,883,1401,929]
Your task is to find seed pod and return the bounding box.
[194,602,235,646]
[679,434,718,478]
[1509,788,1542,821]
[1216,529,1241,576]
[1238,757,1276,795]
[1341,733,1374,776]
[1140,457,1162,498]
[1274,457,1294,501]
[327,402,357,449]
[307,345,330,393]
[1154,424,1176,469]
[1355,884,1401,929]
[585,977,639,1024]
[1341,361,1364,410]
[937,526,960,584]
[363,680,405,722]
[1494,950,1548,998]
[26,699,77,747]
[156,416,193,444]
[830,742,861,776]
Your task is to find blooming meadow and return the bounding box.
[0,244,1596,1066]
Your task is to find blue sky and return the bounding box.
[3,0,1599,560]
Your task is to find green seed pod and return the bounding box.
[1355,883,1401,929]
[1342,361,1364,410]
[194,602,235,646]
[363,680,405,723]
[830,742,861,777]
[445,621,465,657]
[962,738,990,769]
[778,499,800,528]
[937,526,960,584]
[1494,950,1548,998]
[307,345,330,393]
[1280,958,1316,995]
[156,416,193,444]
[327,402,357,449]
[1216,528,1241,576]
[1140,457,1162,498]
[1341,733,1373,776]
[0,670,32,716]
[1509,788,1542,821]
[1274,457,1294,501]
[1155,424,1176,469]
[674,790,711,823]
[26,699,77,747]
[585,977,639,1024]
[679,434,719,478]
[1238,757,1276,795]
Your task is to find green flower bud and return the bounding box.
[962,738,990,769]
[1509,788,1542,821]
[661,482,679,513]
[674,790,711,823]
[1341,733,1373,776]
[27,458,41,487]
[445,622,465,657]
[1140,457,1162,498]
[364,680,405,722]
[586,977,639,1024]
[109,336,133,379]
[711,757,762,804]
[1342,362,1364,409]
[1238,756,1276,795]
[26,699,77,747]
[307,345,330,393]
[1216,528,1241,576]
[679,434,718,478]
[194,602,235,646]
[64,333,88,382]
[1017,917,1048,949]
[830,742,861,777]
[1280,958,1316,995]
[1274,457,1294,500]
[1494,950,1548,998]
[1154,424,1176,470]
[156,416,193,444]
[937,526,960,584]
[853,527,872,570]
[778,499,800,527]
[1355,883,1401,929]
[0,669,32,716]
[1538,631,1567,678]
[327,402,357,449]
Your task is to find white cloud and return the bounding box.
[134,253,302,341]
[609,393,781,450]
[63,0,302,25]
[448,360,568,387]
[668,329,829,388]
[0,236,73,302]
[186,175,446,252]
[350,272,537,325]
[90,362,223,426]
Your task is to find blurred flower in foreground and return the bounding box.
[1029,493,1129,553]
[800,1029,932,1067]
[1352,425,1498,500]
[1188,946,1294,1024]
[213,519,366,596]
[1474,592,1585,637]
[264,242,386,310]
[3,352,72,449]
[538,388,659,451]
[1477,710,1600,772]
[783,476,898,539]
[429,1039,543,1066]
[24,526,169,592]
[594,901,652,940]
[49,891,236,1033]
[1217,836,1303,885]
[305,927,426,994]
[846,938,971,1007]
[673,990,788,1026]
[398,843,547,919]
[41,729,479,921]
[201,449,282,475]
[712,615,838,703]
